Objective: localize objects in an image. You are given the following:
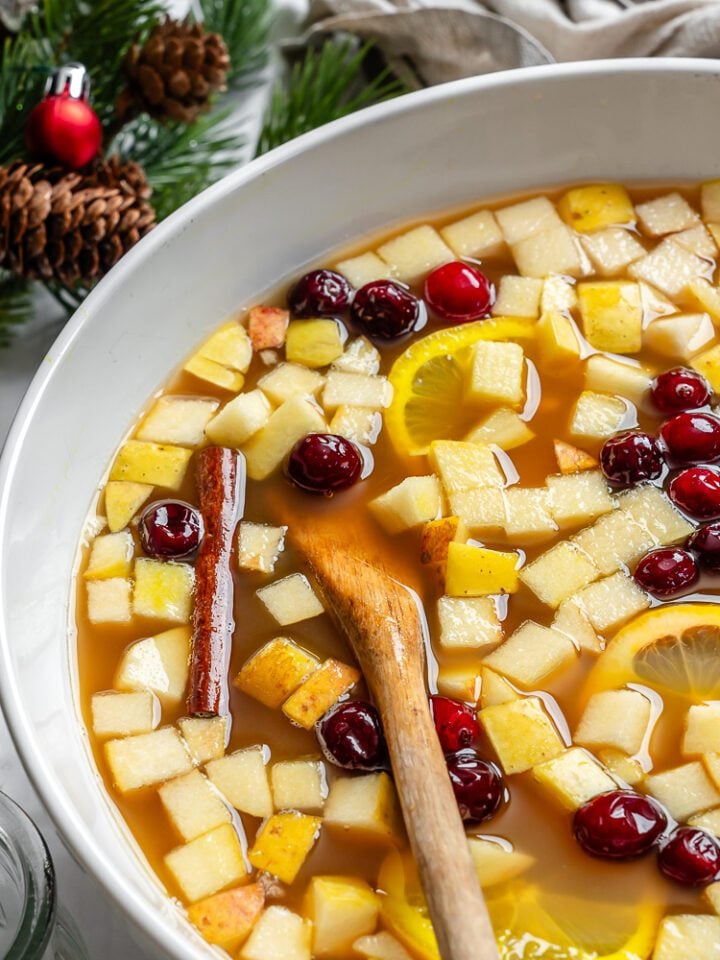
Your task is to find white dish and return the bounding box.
[2,59,720,958]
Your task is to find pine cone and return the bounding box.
[117,18,230,124]
[0,158,156,287]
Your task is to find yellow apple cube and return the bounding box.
[196,321,252,373]
[465,407,534,450]
[322,371,392,411]
[188,883,265,951]
[674,223,717,258]
[376,225,453,284]
[237,522,286,573]
[104,481,153,533]
[109,440,192,490]
[243,395,327,481]
[574,689,651,755]
[558,184,635,233]
[165,823,248,903]
[541,275,578,313]
[206,746,274,818]
[324,772,402,843]
[241,906,311,960]
[480,697,565,775]
[552,600,602,654]
[205,390,272,446]
[629,237,709,297]
[520,541,599,608]
[430,440,504,495]
[570,572,650,633]
[334,252,392,288]
[235,637,320,708]
[84,531,134,580]
[553,439,597,475]
[467,341,525,408]
[577,281,642,354]
[248,305,289,351]
[449,487,506,534]
[441,209,505,259]
[692,343,720,392]
[271,759,327,813]
[480,669,519,708]
[536,311,581,366]
[618,485,694,545]
[496,196,562,244]
[512,224,584,279]
[687,278,720,323]
[257,573,324,626]
[445,543,519,597]
[569,391,627,444]
[184,355,244,392]
[532,747,617,811]
[248,812,322,884]
[286,319,344,369]
[305,876,379,957]
[105,726,192,792]
[353,932,414,960]
[436,664,482,702]
[159,769,231,842]
[332,336,381,376]
[597,749,644,786]
[90,690,158,739]
[584,355,652,407]
[283,658,361,730]
[684,703,720,756]
[691,808,720,838]
[546,471,615,529]
[653,915,720,960]
[136,396,218,447]
[329,406,381,445]
[580,227,646,276]
[436,596,502,652]
[133,558,194,623]
[258,362,325,405]
[644,312,714,361]
[115,625,191,707]
[636,192,699,236]
[502,487,557,544]
[646,762,720,821]
[370,476,442,534]
[468,837,534,888]
[178,716,227,764]
[491,275,543,318]
[420,517,467,565]
[86,578,132,624]
[482,621,576,687]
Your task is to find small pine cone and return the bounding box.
[117,18,230,124]
[0,159,156,288]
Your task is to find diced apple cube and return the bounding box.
[430,440,504,495]
[558,184,635,233]
[584,355,652,408]
[480,697,565,775]
[702,180,720,221]
[197,321,253,372]
[87,578,132,623]
[248,306,289,351]
[133,558,194,623]
[105,726,192,792]
[282,658,360,729]
[629,237,709,296]
[502,487,557,543]
[597,749,644,786]
[84,531,134,580]
[541,276,578,313]
[673,223,717,258]
[690,808,720,838]
[496,196,562,244]
[466,407,534,450]
[569,391,627,444]
[704,753,720,790]
[376,225,453,284]
[440,209,505,259]
[241,906,312,960]
[334,252,392,288]
[436,596,502,652]
[468,341,525,408]
[244,396,327,481]
[109,440,192,490]
[468,837,534,888]
[235,637,319,708]
[580,227,646,276]
[519,542,599,609]
[159,769,231,842]
[420,517,467,565]
[248,812,321,884]
[330,405,381,445]
[449,487,506,534]
[115,625,190,706]
[546,471,615,529]
[577,281,642,354]
[687,278,720,323]
[178,716,227,764]
[619,485,694,544]
[436,664,482,702]
[257,573,324,626]
[483,620,576,686]
[286,319,344,369]
[692,343,720,392]
[653,914,720,960]
[258,363,324,405]
[370,476,442,534]
[644,312,714,361]
[552,601,602,654]
[165,823,248,903]
[683,703,720,756]
[480,669,519,708]
[332,336,381,376]
[446,543,519,597]
[536,311,581,367]
[322,371,392,411]
[353,932,413,960]
[136,396,218,447]
[569,572,650,633]
[636,192,699,236]
[184,355,244,392]
[271,759,326,812]
[205,390,272,446]
[646,761,720,821]
[104,481,153,533]
[706,880,720,914]
[553,439,597,475]
[237,522,286,573]
[305,876,379,957]
[532,747,617,810]
[206,746,274,818]
[512,224,584,279]
[640,281,680,319]
[324,772,402,843]
[91,690,158,738]
[188,883,265,951]
[491,275,543,318]
[574,689,651,755]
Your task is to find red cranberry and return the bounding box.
[430,696,479,754]
[317,701,387,770]
[446,751,504,823]
[286,433,362,495]
[424,261,493,322]
[288,269,352,316]
[573,790,667,860]
[687,522,720,572]
[600,431,663,487]
[669,467,720,519]
[633,547,699,597]
[651,367,711,414]
[139,500,202,559]
[350,280,422,341]
[658,827,720,887]
[661,412,720,464]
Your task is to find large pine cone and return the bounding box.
[0,158,156,287]
[117,19,230,124]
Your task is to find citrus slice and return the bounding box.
[384,318,535,457]
[585,603,720,702]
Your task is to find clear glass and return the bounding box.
[0,792,87,960]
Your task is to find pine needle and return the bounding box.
[203,0,271,88]
[0,273,34,346]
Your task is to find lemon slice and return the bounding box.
[385,318,535,457]
[586,604,720,702]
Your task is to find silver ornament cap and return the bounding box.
[44,62,91,100]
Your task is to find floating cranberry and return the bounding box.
[424,261,493,322]
[633,547,699,597]
[600,431,663,487]
[288,269,352,317]
[351,280,421,341]
[430,696,479,754]
[669,467,720,520]
[573,790,667,860]
[658,827,720,887]
[286,433,362,495]
[651,367,711,414]
[317,701,387,771]
[687,522,720,572]
[139,500,202,560]
[446,751,504,823]
[661,412,720,464]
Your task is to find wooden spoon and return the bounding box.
[295,530,500,960]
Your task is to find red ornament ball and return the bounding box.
[26,64,102,169]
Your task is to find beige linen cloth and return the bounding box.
[305,0,720,86]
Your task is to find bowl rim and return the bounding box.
[1,56,719,957]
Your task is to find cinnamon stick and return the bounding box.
[187,446,245,717]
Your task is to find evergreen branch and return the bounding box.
[257,39,406,156]
[0,273,34,346]
[0,34,48,164]
[203,0,271,88]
